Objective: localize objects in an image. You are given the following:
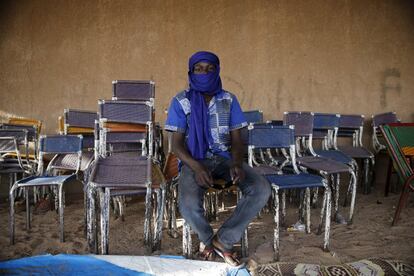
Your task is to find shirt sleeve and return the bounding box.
[229,95,248,130]
[165,97,187,133]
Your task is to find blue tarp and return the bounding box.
[0,254,152,276]
[0,254,251,276]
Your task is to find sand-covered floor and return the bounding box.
[0,185,413,264]
[0,157,413,264]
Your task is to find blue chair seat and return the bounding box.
[265,173,325,189]
[297,156,351,174]
[16,174,76,187]
[315,150,353,164]
[338,146,374,159]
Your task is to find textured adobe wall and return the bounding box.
[1,0,413,141]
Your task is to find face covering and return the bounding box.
[186,51,222,160]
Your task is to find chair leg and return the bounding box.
[99,188,110,254]
[385,157,393,197]
[281,191,286,226]
[306,188,311,234]
[58,184,65,242]
[25,187,31,230]
[317,183,327,235]
[9,183,18,245]
[331,174,339,220]
[348,170,357,224]
[214,192,219,221]
[144,186,153,251]
[272,186,280,261]
[312,188,319,208]
[182,220,192,258]
[392,177,414,226]
[363,158,370,194]
[87,184,97,253]
[323,187,331,252]
[153,188,164,251]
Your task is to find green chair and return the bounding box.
[379,123,414,225]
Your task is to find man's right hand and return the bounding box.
[193,162,213,188]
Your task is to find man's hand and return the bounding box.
[194,162,214,188]
[230,164,245,185]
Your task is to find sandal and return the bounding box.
[212,236,245,268]
[196,246,216,261]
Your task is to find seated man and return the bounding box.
[165,51,271,267]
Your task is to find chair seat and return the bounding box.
[253,165,280,175]
[315,150,353,164]
[16,174,76,186]
[338,146,374,159]
[51,152,94,171]
[265,173,325,189]
[297,156,351,174]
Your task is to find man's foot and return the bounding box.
[212,235,245,268]
[196,246,216,261]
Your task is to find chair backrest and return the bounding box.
[372,112,399,127]
[283,112,314,137]
[380,123,414,180]
[339,114,364,129]
[243,110,263,124]
[112,80,155,101]
[8,117,42,134]
[64,109,98,130]
[99,100,153,124]
[313,113,340,130]
[1,124,37,142]
[40,135,83,154]
[248,124,295,149]
[0,129,28,153]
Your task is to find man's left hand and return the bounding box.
[230,165,245,185]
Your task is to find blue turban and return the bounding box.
[186,51,222,160]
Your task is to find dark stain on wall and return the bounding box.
[380,68,401,108]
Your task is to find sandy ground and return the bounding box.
[0,156,413,265]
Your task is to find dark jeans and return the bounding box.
[178,155,271,251]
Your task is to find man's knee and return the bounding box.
[251,177,271,205]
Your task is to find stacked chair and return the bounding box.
[247,123,332,261]
[380,123,414,225]
[283,112,357,224]
[9,135,83,243]
[337,114,374,194]
[86,80,166,255]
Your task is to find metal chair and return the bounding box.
[372,112,400,196]
[380,123,414,225]
[337,114,374,194]
[9,135,83,244]
[284,112,357,223]
[248,124,331,261]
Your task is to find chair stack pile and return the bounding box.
[86,80,166,255]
